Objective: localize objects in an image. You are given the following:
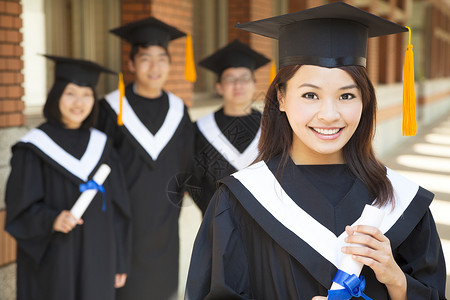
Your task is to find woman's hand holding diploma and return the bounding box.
[70,164,111,220]
[53,210,83,233]
[115,273,127,288]
[342,225,407,300]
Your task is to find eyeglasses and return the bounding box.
[221,76,254,85]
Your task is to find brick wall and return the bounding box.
[152,0,194,106]
[429,4,450,79]
[250,0,273,100]
[0,0,24,128]
[120,0,194,106]
[0,210,16,267]
[228,0,250,44]
[228,0,274,102]
[0,0,22,270]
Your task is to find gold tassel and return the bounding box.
[117,72,124,126]
[402,26,417,136]
[185,34,197,82]
[270,60,277,83]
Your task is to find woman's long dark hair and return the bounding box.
[256,65,394,207]
[43,80,98,129]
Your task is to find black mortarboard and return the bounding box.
[110,16,186,47]
[235,1,408,69]
[43,54,115,88]
[199,39,270,75]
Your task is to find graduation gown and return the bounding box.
[193,108,261,214]
[98,85,195,300]
[5,122,131,300]
[185,155,447,300]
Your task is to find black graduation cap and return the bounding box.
[43,54,115,87]
[235,1,408,69]
[110,16,186,47]
[199,39,270,76]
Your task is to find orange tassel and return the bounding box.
[117,72,124,126]
[270,60,277,83]
[185,34,197,82]
[402,26,417,136]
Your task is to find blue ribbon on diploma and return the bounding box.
[328,270,372,300]
[79,180,106,211]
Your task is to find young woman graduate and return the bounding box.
[193,39,270,215]
[5,55,132,300]
[97,17,195,300]
[185,2,447,300]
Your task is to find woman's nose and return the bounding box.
[317,99,340,122]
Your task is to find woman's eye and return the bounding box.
[340,93,355,100]
[302,92,318,100]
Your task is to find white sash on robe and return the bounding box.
[197,112,260,170]
[20,128,107,182]
[105,90,184,160]
[232,161,418,268]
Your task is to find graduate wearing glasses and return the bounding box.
[193,39,270,215]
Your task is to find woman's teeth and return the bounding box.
[313,128,340,135]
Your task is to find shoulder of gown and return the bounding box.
[185,184,253,300]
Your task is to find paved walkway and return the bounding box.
[380,113,450,296]
[178,111,450,299]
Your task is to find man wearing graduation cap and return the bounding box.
[193,39,270,215]
[185,2,446,300]
[5,55,131,300]
[97,17,195,300]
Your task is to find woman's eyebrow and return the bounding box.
[298,83,358,90]
[298,83,321,89]
[339,84,359,90]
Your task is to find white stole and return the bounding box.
[232,161,418,268]
[105,90,184,160]
[20,128,107,182]
[197,112,260,170]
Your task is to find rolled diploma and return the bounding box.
[330,204,385,290]
[70,164,111,220]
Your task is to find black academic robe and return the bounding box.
[185,155,447,300]
[5,123,131,300]
[98,85,195,300]
[193,108,261,214]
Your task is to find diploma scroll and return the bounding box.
[70,164,111,220]
[329,204,385,299]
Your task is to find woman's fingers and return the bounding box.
[115,273,127,288]
[342,224,403,285]
[53,210,82,233]
[353,225,388,242]
[344,225,389,250]
[345,225,354,236]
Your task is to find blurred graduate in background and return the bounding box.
[193,39,269,215]
[97,17,195,300]
[5,55,131,300]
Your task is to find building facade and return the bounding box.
[1,0,450,299]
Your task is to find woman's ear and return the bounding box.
[277,88,286,112]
